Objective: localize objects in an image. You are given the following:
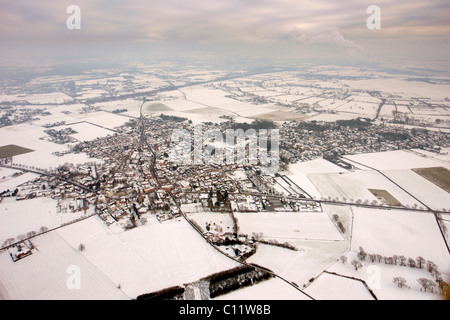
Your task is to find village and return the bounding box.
[0,59,449,301]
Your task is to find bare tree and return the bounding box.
[252,232,264,241]
[426,260,438,275]
[408,258,416,268]
[351,260,363,271]
[416,256,426,269]
[436,278,449,296]
[17,234,26,241]
[340,255,347,264]
[39,226,48,233]
[2,238,15,248]
[392,255,399,265]
[393,277,408,288]
[399,255,407,266]
[417,278,437,293]
[26,231,37,238]
[357,247,367,261]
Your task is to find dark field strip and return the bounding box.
[412,167,450,193]
[0,144,34,159]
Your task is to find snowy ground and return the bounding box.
[304,271,375,300]
[350,207,450,270]
[304,206,450,300]
[55,215,240,298]
[63,122,115,142]
[183,204,235,234]
[0,230,129,300]
[247,241,348,289]
[0,121,103,170]
[0,197,90,246]
[214,277,311,300]
[344,150,448,171]
[235,211,344,243]
[326,252,445,300]
[307,170,421,207]
[1,66,450,300]
[0,172,39,191]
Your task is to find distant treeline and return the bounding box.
[112,108,127,114]
[135,285,185,300]
[229,119,277,131]
[297,118,373,131]
[205,265,273,298]
[159,114,188,122]
[379,131,411,141]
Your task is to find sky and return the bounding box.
[0,0,449,67]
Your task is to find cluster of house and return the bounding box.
[279,121,450,164]
[8,240,35,262]
[42,127,78,144]
[0,106,51,128]
[203,230,256,260]
[4,114,328,234]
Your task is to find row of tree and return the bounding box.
[332,214,346,234]
[1,226,48,249]
[393,276,448,295]
[341,247,449,296]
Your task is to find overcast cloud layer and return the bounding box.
[1,0,449,65]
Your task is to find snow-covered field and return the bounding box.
[335,100,378,118]
[0,231,129,300]
[0,92,73,104]
[307,170,421,207]
[305,205,450,300]
[306,113,357,122]
[326,252,445,300]
[214,277,311,300]
[183,204,235,233]
[235,211,344,242]
[64,122,114,142]
[383,169,450,211]
[340,78,450,100]
[344,150,448,171]
[93,99,141,118]
[0,123,66,155]
[288,158,345,175]
[286,167,322,199]
[0,197,88,246]
[153,85,308,122]
[305,271,375,300]
[1,65,450,300]
[247,241,347,288]
[13,150,103,170]
[55,215,240,298]
[350,207,450,270]
[74,111,130,130]
[0,172,39,191]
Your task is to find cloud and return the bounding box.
[0,0,448,63]
[287,26,366,58]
